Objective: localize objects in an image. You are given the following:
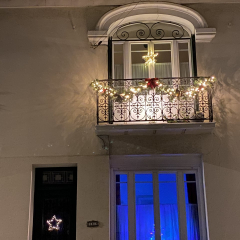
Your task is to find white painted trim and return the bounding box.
[110,154,202,170]
[177,171,188,240]
[128,172,136,240]
[97,2,207,31]
[187,40,193,77]
[27,166,35,240]
[88,31,108,45]
[88,2,216,45]
[110,169,116,240]
[196,167,207,240]
[124,42,131,79]
[172,40,179,77]
[153,171,161,240]
[195,28,217,43]
[200,162,210,240]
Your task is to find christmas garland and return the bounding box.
[91,76,216,102]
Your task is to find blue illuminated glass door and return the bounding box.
[135,174,154,240]
[116,174,128,240]
[159,173,180,240]
[114,171,201,240]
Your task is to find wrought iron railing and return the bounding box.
[96,77,213,124]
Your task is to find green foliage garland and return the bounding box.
[90,77,216,102]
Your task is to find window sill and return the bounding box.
[96,122,215,136]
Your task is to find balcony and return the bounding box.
[94,77,215,135]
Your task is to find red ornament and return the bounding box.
[145,78,159,89]
[198,85,205,91]
[99,88,107,94]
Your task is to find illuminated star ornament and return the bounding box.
[142,51,158,65]
[47,215,62,231]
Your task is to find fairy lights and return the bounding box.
[47,215,62,231]
[142,52,158,65]
[90,76,216,102]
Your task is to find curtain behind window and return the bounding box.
[114,63,189,79]
[116,204,199,240]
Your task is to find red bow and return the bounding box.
[145,78,159,89]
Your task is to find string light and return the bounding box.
[142,51,158,65]
[90,76,216,102]
[47,215,62,231]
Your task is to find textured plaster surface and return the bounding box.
[1,0,240,8]
[204,163,240,240]
[0,7,109,158]
[0,3,240,240]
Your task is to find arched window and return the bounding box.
[110,21,193,79]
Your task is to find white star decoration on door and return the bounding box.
[47,215,62,231]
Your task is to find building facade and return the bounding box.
[0,1,240,240]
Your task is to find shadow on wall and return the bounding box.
[43,41,108,155]
[0,91,12,111]
[197,43,240,170]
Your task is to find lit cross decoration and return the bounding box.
[47,215,62,231]
[142,51,158,65]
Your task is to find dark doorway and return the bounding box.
[32,167,77,240]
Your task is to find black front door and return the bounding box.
[32,167,77,240]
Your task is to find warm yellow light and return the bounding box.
[130,87,137,93]
[142,52,158,65]
[47,215,62,231]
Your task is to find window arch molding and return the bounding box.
[88,2,216,45]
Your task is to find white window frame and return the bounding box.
[110,154,209,240]
[112,40,193,79]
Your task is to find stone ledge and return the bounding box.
[96,122,215,136]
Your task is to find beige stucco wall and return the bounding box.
[0,155,109,240]
[1,0,240,8]
[0,7,111,240]
[0,3,240,240]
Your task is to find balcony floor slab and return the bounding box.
[96,122,215,136]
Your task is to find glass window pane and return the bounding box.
[116,174,128,183]
[135,174,153,182]
[116,174,128,240]
[135,174,154,240]
[114,44,124,79]
[184,173,200,240]
[179,42,190,77]
[184,174,196,182]
[131,44,149,78]
[154,43,172,78]
[155,44,171,51]
[158,173,176,182]
[159,173,180,240]
[179,43,188,50]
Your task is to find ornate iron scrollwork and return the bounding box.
[114,21,185,40]
[97,78,213,124]
[116,22,151,40]
[150,22,165,40]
